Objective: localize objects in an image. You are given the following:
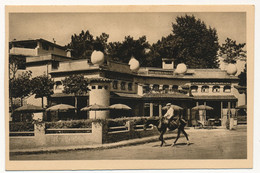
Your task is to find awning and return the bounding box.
[111,92,142,99]
[193,95,237,101]
[142,92,192,100]
[50,93,88,98]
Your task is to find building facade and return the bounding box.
[9,39,246,126]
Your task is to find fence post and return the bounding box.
[34,122,46,147]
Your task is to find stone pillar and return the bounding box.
[159,85,163,91]
[187,108,191,126]
[92,122,103,144]
[149,103,153,117]
[89,78,111,119]
[221,101,223,120]
[198,86,202,93]
[34,122,46,147]
[137,84,144,96]
[159,103,162,117]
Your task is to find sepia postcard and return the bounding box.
[5,5,254,170]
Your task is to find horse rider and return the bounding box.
[159,103,176,129]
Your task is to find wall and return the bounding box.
[9,122,102,149]
[10,47,37,56]
[10,120,159,150]
[26,64,51,78]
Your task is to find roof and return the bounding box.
[137,67,238,80]
[193,95,237,100]
[143,92,192,99]
[111,92,142,99]
[10,38,66,50]
[50,93,88,98]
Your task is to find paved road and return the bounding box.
[10,125,247,160]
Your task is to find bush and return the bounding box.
[106,117,148,127]
[45,119,93,129]
[44,117,150,129]
[9,122,34,132]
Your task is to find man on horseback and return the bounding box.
[158,103,176,129]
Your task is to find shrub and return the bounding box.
[45,119,93,129]
[9,122,34,132]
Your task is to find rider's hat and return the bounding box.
[166,103,171,106]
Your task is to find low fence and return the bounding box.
[9,118,158,150]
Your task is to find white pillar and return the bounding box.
[89,79,111,119]
[149,103,153,117]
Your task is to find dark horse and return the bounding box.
[144,117,190,147]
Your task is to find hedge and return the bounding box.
[44,117,150,129]
[9,122,34,132]
[45,119,93,129]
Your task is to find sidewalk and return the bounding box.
[10,127,227,155]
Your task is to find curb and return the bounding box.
[10,134,175,155]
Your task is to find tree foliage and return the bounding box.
[171,15,219,68]
[66,30,109,59]
[219,37,246,64]
[31,74,54,107]
[149,15,219,68]
[9,55,26,79]
[107,36,150,66]
[238,64,247,86]
[9,71,32,104]
[62,74,89,96]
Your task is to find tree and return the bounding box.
[62,74,90,114]
[107,35,150,66]
[31,74,55,108]
[66,30,109,59]
[148,34,178,67]
[150,15,219,68]
[238,64,247,86]
[219,37,246,64]
[9,71,32,109]
[9,55,26,79]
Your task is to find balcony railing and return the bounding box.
[10,47,38,56]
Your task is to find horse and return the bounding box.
[144,117,190,147]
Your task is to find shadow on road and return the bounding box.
[152,142,194,147]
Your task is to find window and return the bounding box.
[143,84,150,94]
[201,85,209,93]
[52,61,59,70]
[172,85,178,91]
[92,86,96,89]
[98,86,102,89]
[104,85,108,90]
[191,85,198,93]
[121,82,126,90]
[55,81,62,90]
[224,85,231,93]
[112,81,118,89]
[163,85,169,90]
[128,83,133,91]
[212,86,220,93]
[165,60,172,64]
[153,84,159,91]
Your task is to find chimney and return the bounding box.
[162,58,174,69]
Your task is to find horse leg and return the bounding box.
[181,128,190,145]
[171,128,181,147]
[159,130,166,147]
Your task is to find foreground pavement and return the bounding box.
[10,125,247,160]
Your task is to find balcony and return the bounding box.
[10,47,38,56]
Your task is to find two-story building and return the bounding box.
[48,55,245,126]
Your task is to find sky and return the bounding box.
[9,12,246,46]
[9,12,247,74]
